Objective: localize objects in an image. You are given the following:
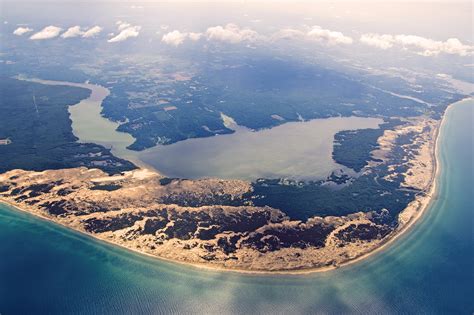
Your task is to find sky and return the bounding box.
[3,1,471,43]
[1,0,472,82]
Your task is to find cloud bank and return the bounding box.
[360,33,395,49]
[13,27,33,36]
[360,33,473,56]
[188,32,203,41]
[16,21,471,58]
[30,26,62,40]
[82,26,102,38]
[61,26,83,38]
[161,30,202,46]
[271,26,353,45]
[161,24,353,47]
[61,25,103,39]
[162,30,189,46]
[205,24,260,43]
[162,24,259,46]
[307,25,353,45]
[117,21,131,31]
[271,28,306,41]
[109,22,141,43]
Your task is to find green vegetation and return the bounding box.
[100,58,428,150]
[249,171,415,221]
[332,119,403,172]
[0,78,136,174]
[104,82,234,150]
[90,184,122,191]
[249,128,420,221]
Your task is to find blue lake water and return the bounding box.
[29,78,383,181]
[0,99,472,314]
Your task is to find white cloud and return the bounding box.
[61,25,102,39]
[359,33,394,49]
[359,33,395,49]
[205,24,260,43]
[307,25,353,45]
[360,33,473,56]
[395,35,472,56]
[30,26,62,40]
[13,27,33,36]
[160,24,349,47]
[441,38,473,56]
[271,28,306,41]
[108,23,141,43]
[61,26,83,38]
[162,30,188,46]
[116,21,131,31]
[188,32,203,41]
[161,30,203,46]
[271,27,352,44]
[82,26,102,38]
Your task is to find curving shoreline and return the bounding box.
[0,98,461,275]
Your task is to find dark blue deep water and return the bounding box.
[0,100,472,314]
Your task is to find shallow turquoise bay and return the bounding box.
[0,100,472,314]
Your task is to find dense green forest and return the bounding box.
[249,123,419,221]
[100,58,427,150]
[332,119,403,172]
[249,172,415,221]
[0,78,135,174]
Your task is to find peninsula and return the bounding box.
[0,110,441,273]
[1,42,465,272]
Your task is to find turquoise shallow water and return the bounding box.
[0,100,473,314]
